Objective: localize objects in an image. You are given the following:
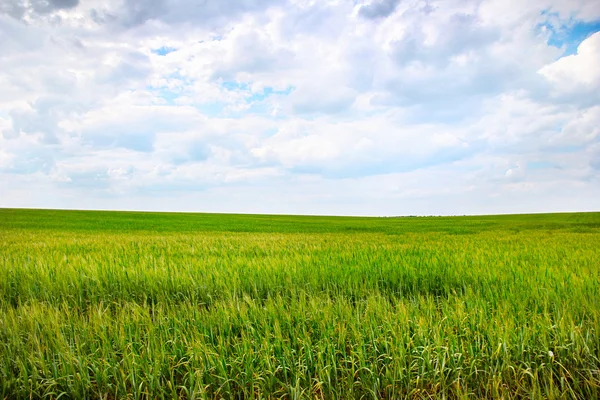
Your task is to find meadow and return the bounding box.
[0,209,599,399]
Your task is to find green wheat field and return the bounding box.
[0,209,599,399]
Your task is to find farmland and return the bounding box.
[0,209,599,399]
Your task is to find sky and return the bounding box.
[0,0,599,216]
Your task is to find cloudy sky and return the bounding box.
[1,0,599,216]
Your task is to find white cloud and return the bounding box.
[539,32,600,93]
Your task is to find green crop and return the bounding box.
[0,209,599,399]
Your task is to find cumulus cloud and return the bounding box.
[0,0,599,215]
[539,31,600,92]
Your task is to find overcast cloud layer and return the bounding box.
[1,0,599,215]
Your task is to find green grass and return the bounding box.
[0,208,599,399]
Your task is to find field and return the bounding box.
[0,209,599,399]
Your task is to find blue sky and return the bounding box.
[0,0,599,216]
[542,14,600,54]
